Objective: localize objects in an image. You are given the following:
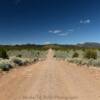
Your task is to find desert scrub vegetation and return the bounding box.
[72,52,79,58]
[0,50,47,72]
[0,45,48,72]
[0,49,8,59]
[54,50,74,59]
[84,50,97,59]
[54,48,100,67]
[0,57,34,71]
[7,49,47,59]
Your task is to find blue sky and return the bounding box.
[0,0,100,44]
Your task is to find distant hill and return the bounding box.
[0,42,100,50]
[77,42,100,48]
[44,42,100,48]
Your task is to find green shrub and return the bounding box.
[0,63,12,71]
[12,57,32,66]
[0,49,9,59]
[92,59,100,66]
[84,50,97,59]
[72,52,79,58]
[16,54,22,58]
[13,58,23,66]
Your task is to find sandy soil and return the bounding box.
[0,49,100,100]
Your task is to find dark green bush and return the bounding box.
[13,59,23,66]
[72,52,79,58]
[0,49,9,59]
[84,50,97,59]
[16,54,22,58]
[0,64,12,71]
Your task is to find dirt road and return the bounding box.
[0,49,100,100]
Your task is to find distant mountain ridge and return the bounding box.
[77,42,100,48]
[0,42,100,49]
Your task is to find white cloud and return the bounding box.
[80,19,91,24]
[44,41,51,44]
[49,29,73,37]
[49,30,62,34]
[58,33,69,36]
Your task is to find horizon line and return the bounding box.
[0,42,100,46]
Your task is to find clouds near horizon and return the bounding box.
[80,19,91,24]
[49,30,62,34]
